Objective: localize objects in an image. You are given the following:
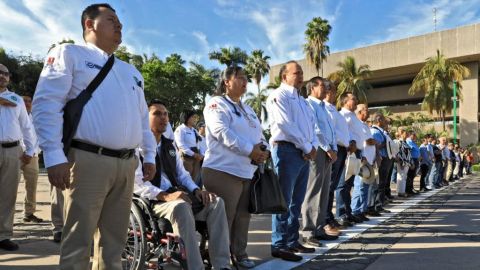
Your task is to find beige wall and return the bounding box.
[459,62,479,146]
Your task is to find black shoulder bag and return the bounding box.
[62,55,115,155]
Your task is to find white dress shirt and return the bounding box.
[203,95,267,179]
[340,108,366,150]
[0,89,35,156]
[174,124,199,157]
[324,100,350,147]
[134,142,199,200]
[20,114,41,155]
[267,83,319,154]
[306,96,336,152]
[33,43,156,167]
[360,122,376,164]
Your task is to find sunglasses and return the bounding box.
[0,71,10,77]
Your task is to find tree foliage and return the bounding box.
[244,49,270,120]
[208,47,248,67]
[304,17,331,76]
[409,49,470,131]
[328,56,372,108]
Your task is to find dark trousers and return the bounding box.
[459,161,464,177]
[335,150,361,218]
[375,157,393,208]
[385,160,395,197]
[419,164,430,189]
[406,158,419,193]
[326,145,347,223]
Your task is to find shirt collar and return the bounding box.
[307,95,323,105]
[280,83,298,96]
[86,42,111,58]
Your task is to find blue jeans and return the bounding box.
[271,143,310,250]
[428,161,441,188]
[351,176,370,215]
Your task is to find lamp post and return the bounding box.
[453,80,457,144]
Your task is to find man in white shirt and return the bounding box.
[301,77,339,247]
[174,110,203,183]
[0,64,35,251]
[32,4,156,269]
[323,82,353,228]
[20,96,43,224]
[267,61,319,262]
[135,100,231,270]
[350,104,376,222]
[336,92,365,226]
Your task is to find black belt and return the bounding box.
[273,140,294,146]
[1,141,19,148]
[71,140,135,159]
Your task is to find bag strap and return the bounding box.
[85,55,115,95]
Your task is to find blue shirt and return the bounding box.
[419,144,432,165]
[406,138,420,159]
[370,126,387,158]
[306,96,337,152]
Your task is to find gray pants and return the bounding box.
[301,149,332,237]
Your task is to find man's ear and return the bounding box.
[84,18,95,33]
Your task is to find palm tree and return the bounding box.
[304,17,331,76]
[328,56,372,108]
[409,50,470,131]
[244,50,270,119]
[208,47,248,67]
[189,62,220,107]
[245,88,269,121]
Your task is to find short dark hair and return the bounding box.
[81,3,116,38]
[214,65,244,96]
[340,91,354,105]
[372,112,384,124]
[148,98,167,108]
[305,76,324,95]
[279,60,298,80]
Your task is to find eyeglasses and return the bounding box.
[0,71,10,77]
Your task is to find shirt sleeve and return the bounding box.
[174,126,195,157]
[204,100,254,157]
[32,45,74,168]
[269,94,314,154]
[18,100,35,156]
[138,87,156,164]
[133,154,163,200]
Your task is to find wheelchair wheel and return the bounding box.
[122,203,147,270]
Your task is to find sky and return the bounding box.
[1,0,480,86]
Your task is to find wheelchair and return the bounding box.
[122,194,211,270]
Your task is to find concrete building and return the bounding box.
[270,23,480,146]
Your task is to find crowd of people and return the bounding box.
[0,3,476,270]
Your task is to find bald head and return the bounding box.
[0,64,10,91]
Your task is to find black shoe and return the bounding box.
[0,239,19,251]
[377,207,391,213]
[315,234,339,241]
[271,249,303,262]
[386,194,394,200]
[288,243,315,253]
[366,209,382,217]
[425,188,432,191]
[348,214,363,223]
[359,213,370,221]
[419,188,427,192]
[53,232,62,243]
[304,236,322,247]
[337,217,352,227]
[23,214,43,223]
[329,219,341,228]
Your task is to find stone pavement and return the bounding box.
[0,173,479,269]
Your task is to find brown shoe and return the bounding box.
[323,224,341,236]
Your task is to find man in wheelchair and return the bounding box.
[134,99,231,270]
